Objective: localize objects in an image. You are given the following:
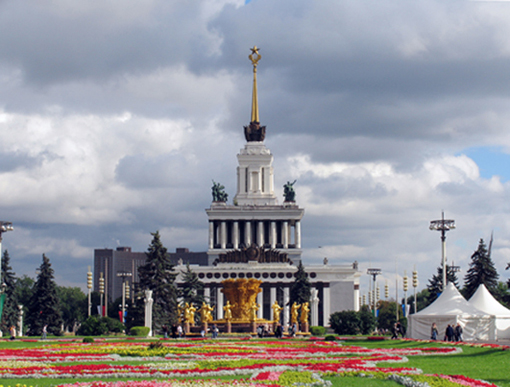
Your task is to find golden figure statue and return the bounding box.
[272,300,283,323]
[249,301,259,322]
[177,303,184,324]
[184,302,196,325]
[223,300,234,321]
[199,302,214,323]
[291,302,301,324]
[300,302,310,324]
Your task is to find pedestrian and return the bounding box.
[391,323,398,339]
[454,323,463,341]
[275,323,283,339]
[212,324,219,339]
[162,325,168,339]
[398,322,406,338]
[9,325,16,340]
[42,325,48,340]
[177,324,183,338]
[445,324,454,341]
[171,324,178,339]
[431,323,438,340]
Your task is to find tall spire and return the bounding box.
[250,46,261,123]
[244,46,266,142]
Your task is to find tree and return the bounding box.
[463,238,499,300]
[15,275,34,307]
[329,310,360,335]
[289,261,311,312]
[57,286,87,333]
[180,263,205,307]
[138,231,178,330]
[26,254,63,336]
[1,250,19,334]
[426,264,459,305]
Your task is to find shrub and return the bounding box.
[324,334,337,341]
[82,337,94,343]
[329,310,360,335]
[77,316,126,336]
[130,326,150,336]
[103,317,125,333]
[310,326,326,336]
[359,305,377,335]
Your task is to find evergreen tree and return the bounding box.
[138,231,178,330]
[426,264,459,305]
[289,261,311,311]
[180,263,205,307]
[1,250,19,334]
[26,254,63,336]
[463,238,499,300]
[57,286,87,333]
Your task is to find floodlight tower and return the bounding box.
[367,268,381,316]
[429,212,455,291]
[412,268,418,314]
[117,272,132,323]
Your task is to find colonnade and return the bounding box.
[208,220,301,250]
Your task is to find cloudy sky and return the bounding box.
[2,0,510,300]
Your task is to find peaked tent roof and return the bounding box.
[415,282,489,316]
[469,284,510,316]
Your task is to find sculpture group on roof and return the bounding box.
[211,180,228,202]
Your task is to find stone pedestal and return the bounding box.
[226,321,232,333]
[202,322,208,336]
[184,322,190,334]
[300,322,309,333]
[251,321,257,334]
[144,290,153,337]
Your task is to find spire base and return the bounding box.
[244,121,266,142]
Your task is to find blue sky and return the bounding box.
[462,146,510,182]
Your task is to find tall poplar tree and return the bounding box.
[1,250,19,333]
[26,254,63,336]
[463,238,499,300]
[138,231,178,329]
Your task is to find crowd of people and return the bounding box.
[431,322,463,341]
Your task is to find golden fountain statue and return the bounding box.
[221,278,263,322]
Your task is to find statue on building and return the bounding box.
[283,180,297,202]
[291,302,301,324]
[199,302,214,323]
[212,181,228,202]
[249,301,259,322]
[272,300,283,323]
[223,301,234,321]
[184,302,196,325]
[300,302,310,324]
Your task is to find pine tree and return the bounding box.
[463,238,499,300]
[138,231,178,330]
[26,254,63,336]
[426,265,459,305]
[1,250,19,334]
[180,263,205,307]
[289,261,311,308]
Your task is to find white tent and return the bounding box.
[468,284,510,340]
[409,283,496,341]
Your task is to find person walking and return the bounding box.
[391,323,399,339]
[42,325,48,340]
[454,323,463,341]
[9,325,16,340]
[162,325,168,339]
[431,323,438,340]
[445,324,454,341]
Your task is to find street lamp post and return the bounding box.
[116,272,132,323]
[403,271,408,317]
[367,268,381,316]
[99,272,105,317]
[412,269,418,314]
[87,267,92,317]
[429,212,455,291]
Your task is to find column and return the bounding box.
[257,221,264,247]
[354,284,360,312]
[270,222,276,249]
[204,287,211,302]
[220,222,227,249]
[144,290,153,337]
[233,221,239,249]
[283,287,290,328]
[323,285,331,327]
[217,288,224,319]
[282,221,288,248]
[311,288,320,327]
[209,222,214,249]
[257,289,263,319]
[295,221,301,249]
[270,287,277,321]
[245,221,252,246]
